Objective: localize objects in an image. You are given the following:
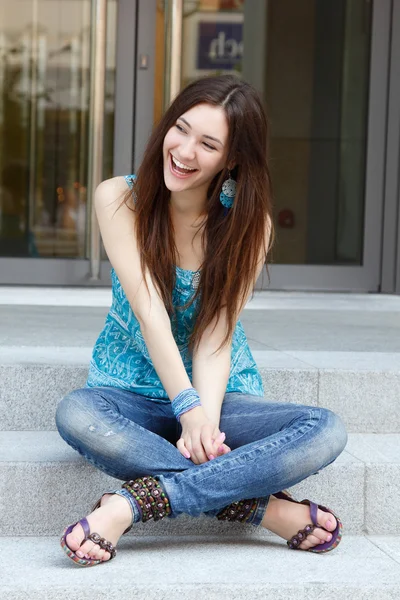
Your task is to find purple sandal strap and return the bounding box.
[309,501,319,526]
[78,517,90,539]
[287,523,315,549]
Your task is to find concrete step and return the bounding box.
[0,431,399,537]
[1,534,400,599]
[1,346,399,432]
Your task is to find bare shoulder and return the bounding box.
[94,175,132,211]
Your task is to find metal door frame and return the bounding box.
[381,0,400,294]
[261,0,392,292]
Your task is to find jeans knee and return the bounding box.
[315,407,348,459]
[55,389,91,441]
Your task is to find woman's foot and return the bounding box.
[65,493,133,562]
[261,495,337,551]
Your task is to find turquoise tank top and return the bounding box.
[86,175,264,400]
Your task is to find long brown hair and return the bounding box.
[122,74,274,352]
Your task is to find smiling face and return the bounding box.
[163,103,230,196]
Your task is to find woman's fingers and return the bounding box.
[203,426,224,460]
[211,431,226,455]
[211,426,225,450]
[178,425,229,465]
[176,437,191,459]
[218,442,231,455]
[190,429,209,465]
[208,440,231,458]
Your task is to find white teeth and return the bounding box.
[171,155,196,171]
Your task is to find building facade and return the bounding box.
[0,0,399,293]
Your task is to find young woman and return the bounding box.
[56,74,348,567]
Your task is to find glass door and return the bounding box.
[0,0,121,285]
[152,0,391,292]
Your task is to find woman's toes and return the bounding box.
[87,544,101,559]
[318,509,337,532]
[76,540,94,558]
[66,523,92,557]
[86,546,110,562]
[302,528,332,549]
[299,538,313,550]
[66,525,84,553]
[298,533,320,549]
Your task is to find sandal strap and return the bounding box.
[87,532,117,559]
[79,517,90,539]
[76,517,117,560]
[274,492,320,527]
[301,500,319,527]
[287,523,316,549]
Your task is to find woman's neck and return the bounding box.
[169,187,207,222]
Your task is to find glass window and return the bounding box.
[0,0,117,258]
[160,0,372,266]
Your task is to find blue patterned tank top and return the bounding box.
[86,175,264,400]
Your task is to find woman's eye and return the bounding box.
[176,124,185,133]
[203,142,216,150]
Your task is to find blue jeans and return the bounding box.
[55,387,348,528]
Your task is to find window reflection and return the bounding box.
[170,0,372,266]
[0,0,116,258]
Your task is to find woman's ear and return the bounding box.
[227,159,237,172]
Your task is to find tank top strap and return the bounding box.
[124,174,136,189]
[124,174,137,204]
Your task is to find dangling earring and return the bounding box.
[219,171,237,210]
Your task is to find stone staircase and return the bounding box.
[1,289,400,599]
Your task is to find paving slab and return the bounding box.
[1,299,400,352]
[369,536,400,564]
[2,287,400,311]
[345,434,400,463]
[0,535,399,599]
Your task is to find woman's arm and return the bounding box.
[192,308,232,426]
[191,214,273,427]
[95,176,193,400]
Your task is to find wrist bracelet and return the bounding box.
[171,387,201,422]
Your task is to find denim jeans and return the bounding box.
[55,387,348,528]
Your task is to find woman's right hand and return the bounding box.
[176,405,231,465]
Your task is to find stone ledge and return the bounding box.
[0,535,399,600]
[1,351,400,432]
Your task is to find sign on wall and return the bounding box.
[183,11,244,82]
[197,22,243,70]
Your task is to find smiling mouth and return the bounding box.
[169,153,198,177]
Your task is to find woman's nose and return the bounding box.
[179,138,196,161]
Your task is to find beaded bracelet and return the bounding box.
[171,387,201,422]
[122,476,171,523]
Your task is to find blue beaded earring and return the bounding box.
[220,171,236,216]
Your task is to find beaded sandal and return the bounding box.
[60,476,171,567]
[273,490,343,553]
[60,516,117,567]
